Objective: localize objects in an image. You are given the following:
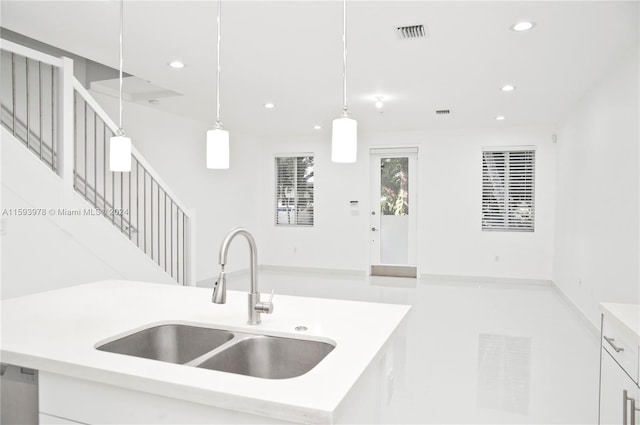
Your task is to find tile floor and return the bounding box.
[207,270,600,424]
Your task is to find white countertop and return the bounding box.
[600,302,640,338]
[1,281,410,423]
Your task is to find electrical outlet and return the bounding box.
[494,255,500,262]
[293,247,297,254]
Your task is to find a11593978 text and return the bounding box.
[1,208,129,217]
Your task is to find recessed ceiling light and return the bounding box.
[510,21,535,32]
[501,84,516,92]
[496,115,506,121]
[374,96,384,109]
[313,125,322,130]
[169,61,185,69]
[264,103,275,109]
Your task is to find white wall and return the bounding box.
[257,134,368,272]
[554,46,639,326]
[256,126,556,280]
[1,128,174,299]
[1,83,260,296]
[91,92,260,283]
[0,60,558,291]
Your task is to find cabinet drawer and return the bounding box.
[603,316,639,385]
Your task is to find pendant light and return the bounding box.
[206,0,229,169]
[109,0,132,172]
[331,0,357,163]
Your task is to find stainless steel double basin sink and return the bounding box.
[96,324,335,379]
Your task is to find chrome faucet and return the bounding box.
[212,227,274,325]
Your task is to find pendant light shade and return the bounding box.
[331,0,357,164]
[110,135,132,172]
[206,128,229,169]
[109,0,131,172]
[207,0,229,169]
[331,116,357,163]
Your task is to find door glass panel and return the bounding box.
[379,157,409,264]
[380,157,409,215]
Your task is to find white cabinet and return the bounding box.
[38,372,292,424]
[600,307,640,425]
[601,352,639,424]
[38,339,396,425]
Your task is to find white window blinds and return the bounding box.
[275,155,314,226]
[482,149,535,232]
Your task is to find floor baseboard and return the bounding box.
[259,264,367,277]
[420,273,552,286]
[549,280,600,338]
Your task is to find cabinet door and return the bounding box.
[601,351,640,424]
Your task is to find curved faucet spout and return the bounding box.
[212,227,272,325]
[218,227,258,294]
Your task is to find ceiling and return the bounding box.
[1,1,638,136]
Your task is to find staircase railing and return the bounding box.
[0,44,58,172]
[0,39,195,286]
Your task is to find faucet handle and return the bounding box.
[255,289,275,314]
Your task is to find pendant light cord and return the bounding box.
[118,0,124,135]
[215,0,222,128]
[342,0,348,117]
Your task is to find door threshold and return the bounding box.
[370,265,417,278]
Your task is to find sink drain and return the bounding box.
[295,326,308,332]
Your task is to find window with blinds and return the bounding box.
[275,155,314,226]
[482,149,535,232]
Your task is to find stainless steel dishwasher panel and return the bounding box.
[1,364,38,425]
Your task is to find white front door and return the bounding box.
[370,148,418,277]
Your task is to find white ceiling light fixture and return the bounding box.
[501,84,516,92]
[496,115,506,121]
[206,0,229,169]
[264,102,275,109]
[313,125,322,130]
[169,60,185,69]
[331,0,357,164]
[109,0,131,172]
[375,96,384,109]
[510,21,535,32]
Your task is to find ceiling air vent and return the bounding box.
[436,109,451,115]
[396,24,427,39]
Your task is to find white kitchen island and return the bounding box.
[1,280,410,424]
